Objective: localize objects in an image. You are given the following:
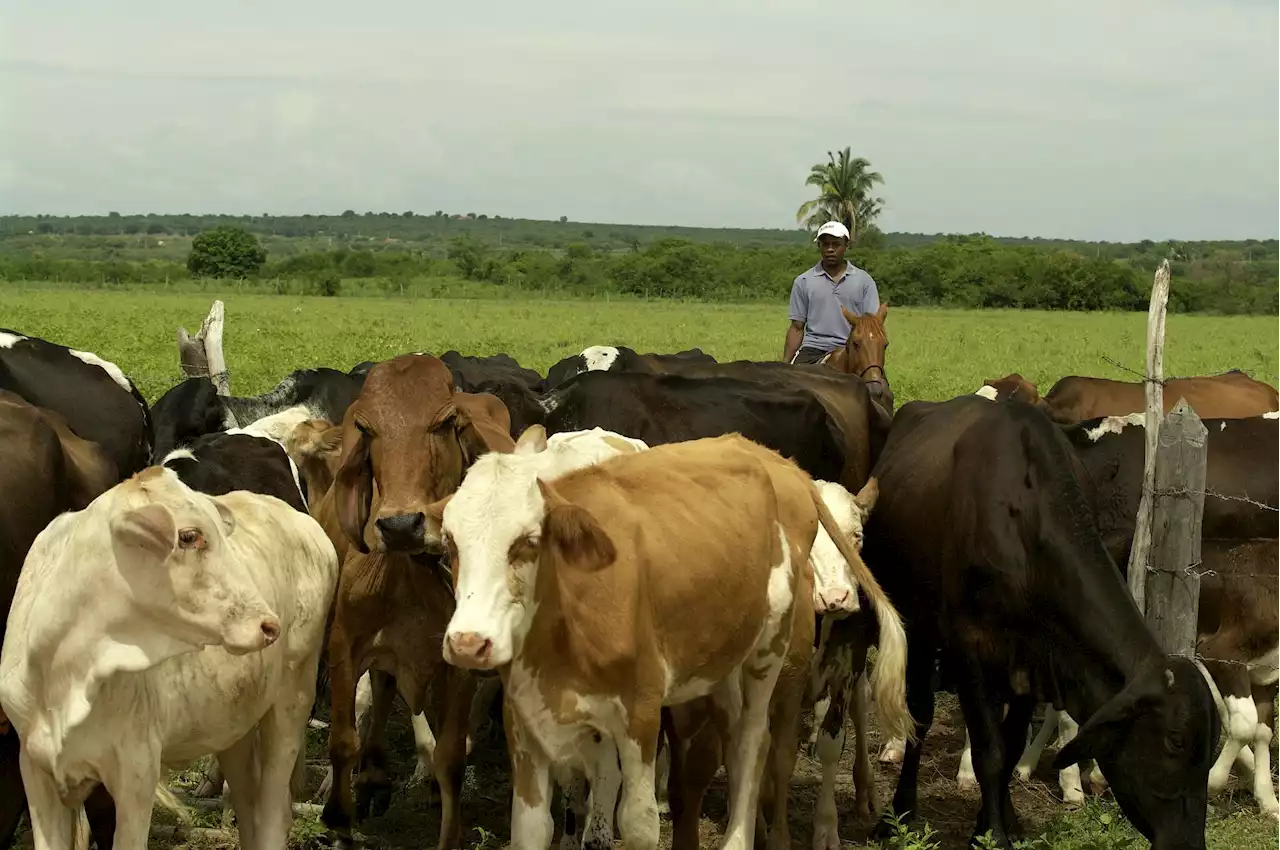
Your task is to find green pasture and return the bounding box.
[1,289,1275,405]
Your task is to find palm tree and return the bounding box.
[795,148,885,244]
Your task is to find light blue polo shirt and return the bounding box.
[788,262,881,352]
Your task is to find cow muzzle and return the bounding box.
[445,630,498,670]
[223,613,283,655]
[816,586,859,615]
[375,512,427,552]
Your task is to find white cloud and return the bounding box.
[0,0,1274,239]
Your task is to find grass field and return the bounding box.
[1,290,1276,405]
[2,289,1277,849]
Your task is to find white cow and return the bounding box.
[0,466,338,850]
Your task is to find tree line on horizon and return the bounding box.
[0,145,1275,314]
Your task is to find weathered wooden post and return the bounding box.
[1126,260,1170,610]
[177,299,230,396]
[1144,399,1207,655]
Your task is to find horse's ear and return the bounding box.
[841,306,858,324]
[877,303,888,322]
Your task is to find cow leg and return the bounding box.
[101,754,161,850]
[664,703,719,850]
[875,634,936,836]
[1015,705,1055,782]
[254,686,317,850]
[851,671,877,817]
[586,737,623,850]
[996,696,1034,837]
[408,711,439,794]
[18,749,78,850]
[1251,686,1278,819]
[763,674,806,850]
[507,701,554,850]
[219,732,264,850]
[614,718,661,850]
[321,629,361,848]
[1050,711,1086,806]
[1207,664,1254,795]
[812,643,853,850]
[84,785,117,850]
[354,668,397,820]
[429,665,475,850]
[721,654,787,850]
[953,669,1019,848]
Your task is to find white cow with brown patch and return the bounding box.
[0,466,338,850]
[430,433,890,850]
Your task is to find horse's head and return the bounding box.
[836,303,894,410]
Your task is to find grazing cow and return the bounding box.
[821,304,895,411]
[318,354,514,850]
[0,391,119,849]
[439,350,545,393]
[0,466,337,850]
[543,345,717,389]
[150,366,367,461]
[431,434,868,850]
[980,370,1278,423]
[541,371,847,485]
[862,396,1218,848]
[0,329,151,477]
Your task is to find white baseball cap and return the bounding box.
[814,221,850,242]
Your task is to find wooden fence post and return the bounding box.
[1144,399,1208,656]
[1126,259,1171,610]
[177,299,230,396]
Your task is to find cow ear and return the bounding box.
[537,478,616,571]
[212,498,236,536]
[1052,692,1139,770]
[854,477,879,517]
[841,305,858,325]
[515,424,548,455]
[455,393,516,465]
[335,423,372,554]
[111,502,178,559]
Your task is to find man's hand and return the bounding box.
[783,320,805,363]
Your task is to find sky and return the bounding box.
[0,0,1276,241]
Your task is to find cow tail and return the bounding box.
[810,485,915,743]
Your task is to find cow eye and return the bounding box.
[178,528,204,549]
[1165,732,1185,753]
[508,534,539,565]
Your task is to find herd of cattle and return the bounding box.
[0,305,1275,850]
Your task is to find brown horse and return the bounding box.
[825,303,894,411]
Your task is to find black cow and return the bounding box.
[541,370,846,483]
[0,329,152,477]
[161,432,308,512]
[543,345,717,389]
[1063,413,1278,564]
[863,396,1217,848]
[438,350,544,393]
[150,367,367,461]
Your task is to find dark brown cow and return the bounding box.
[981,370,1278,423]
[864,395,1218,848]
[317,355,514,850]
[0,391,119,848]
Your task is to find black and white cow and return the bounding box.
[150,367,367,462]
[543,345,717,389]
[0,328,152,477]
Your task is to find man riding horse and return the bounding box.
[783,220,893,408]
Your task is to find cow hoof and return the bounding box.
[1014,766,1032,783]
[812,827,840,850]
[956,777,978,793]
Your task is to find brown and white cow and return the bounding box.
[316,354,514,850]
[431,433,904,850]
[979,370,1279,422]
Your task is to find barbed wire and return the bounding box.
[1146,483,1280,513]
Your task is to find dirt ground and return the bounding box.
[283,693,1130,849]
